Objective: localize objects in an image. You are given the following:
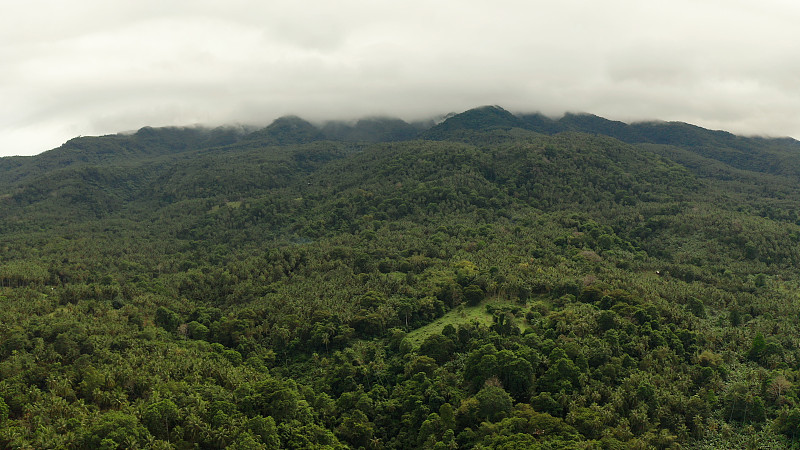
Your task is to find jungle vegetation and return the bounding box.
[2,106,800,448]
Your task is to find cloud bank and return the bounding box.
[2,0,800,155]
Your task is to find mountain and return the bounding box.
[2,107,800,449]
[517,111,563,134]
[420,105,527,139]
[429,107,800,179]
[241,115,325,145]
[6,105,799,185]
[0,125,248,187]
[321,117,422,142]
[516,111,800,178]
[557,113,639,140]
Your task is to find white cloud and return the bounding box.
[2,0,800,155]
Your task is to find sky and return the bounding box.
[2,0,800,156]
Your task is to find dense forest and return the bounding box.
[2,105,800,448]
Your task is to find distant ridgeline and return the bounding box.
[2,106,800,448]
[2,105,800,181]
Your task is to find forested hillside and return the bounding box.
[2,106,800,448]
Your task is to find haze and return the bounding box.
[2,0,800,156]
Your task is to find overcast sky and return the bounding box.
[2,0,800,156]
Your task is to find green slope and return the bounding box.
[1,108,800,449]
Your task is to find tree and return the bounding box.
[567,405,611,440]
[475,383,513,422]
[336,410,375,448]
[419,334,455,364]
[537,352,580,393]
[686,297,706,318]
[236,378,301,422]
[405,355,438,377]
[723,383,766,424]
[155,307,181,332]
[463,344,499,389]
[142,399,180,441]
[187,321,210,340]
[79,411,151,449]
[463,285,484,306]
[496,350,533,400]
[248,415,281,449]
[776,407,800,441]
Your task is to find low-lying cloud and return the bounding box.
[2,0,800,156]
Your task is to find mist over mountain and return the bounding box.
[5,105,800,183]
[3,105,800,448]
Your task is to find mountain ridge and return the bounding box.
[3,105,800,448]
[5,105,798,160]
[3,104,800,194]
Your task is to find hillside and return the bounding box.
[2,107,800,448]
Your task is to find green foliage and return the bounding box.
[155,306,181,332]
[79,411,151,449]
[686,296,707,318]
[776,407,800,441]
[463,284,485,306]
[248,415,281,449]
[4,108,800,448]
[474,384,514,422]
[142,399,179,440]
[418,333,456,365]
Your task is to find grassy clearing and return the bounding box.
[405,297,527,347]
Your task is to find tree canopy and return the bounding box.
[1,107,800,448]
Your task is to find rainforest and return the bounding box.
[2,106,800,448]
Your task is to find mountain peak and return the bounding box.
[421,105,526,139]
[244,115,323,145]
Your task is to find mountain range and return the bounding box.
[4,105,800,182]
[2,105,800,448]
